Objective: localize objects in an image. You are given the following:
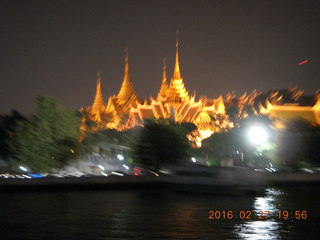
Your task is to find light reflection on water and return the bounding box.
[235,188,283,240]
[0,187,319,239]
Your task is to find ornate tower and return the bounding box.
[91,72,105,114]
[166,31,190,103]
[117,47,139,104]
[157,58,168,100]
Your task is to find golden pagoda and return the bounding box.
[157,58,169,100]
[164,33,191,103]
[115,47,140,113]
[81,33,320,145]
[83,48,141,132]
[125,34,232,145]
[82,34,232,142]
[87,72,105,123]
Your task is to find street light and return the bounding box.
[247,126,268,145]
[117,154,124,161]
[19,166,28,172]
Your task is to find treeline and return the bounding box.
[1,95,320,173]
[85,116,320,171]
[0,96,82,172]
[201,116,320,170]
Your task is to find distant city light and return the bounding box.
[19,166,28,172]
[111,171,124,176]
[247,126,268,145]
[98,165,105,170]
[117,154,124,161]
[28,174,44,178]
[123,164,129,170]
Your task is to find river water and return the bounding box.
[0,186,319,240]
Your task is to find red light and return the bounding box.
[134,168,141,172]
[134,173,140,176]
[298,60,309,65]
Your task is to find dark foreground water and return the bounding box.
[0,186,319,240]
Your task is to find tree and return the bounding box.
[0,111,26,161]
[9,96,81,172]
[276,119,320,169]
[200,115,274,167]
[132,119,191,170]
[226,105,239,124]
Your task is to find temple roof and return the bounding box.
[269,105,320,124]
[172,31,181,80]
[117,48,138,102]
[157,58,168,100]
[91,72,105,112]
[165,32,190,103]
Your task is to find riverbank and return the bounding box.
[1,169,320,192]
[0,175,170,191]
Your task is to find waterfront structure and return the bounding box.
[84,48,141,132]
[258,90,320,127]
[81,37,232,144]
[81,37,320,144]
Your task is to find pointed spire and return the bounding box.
[173,30,181,80]
[166,31,190,103]
[92,72,105,111]
[158,58,168,99]
[105,96,116,113]
[162,58,167,84]
[117,47,137,101]
[124,46,129,81]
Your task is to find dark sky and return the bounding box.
[1,0,320,114]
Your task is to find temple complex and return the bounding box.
[85,47,141,132]
[82,36,232,145]
[81,36,320,145]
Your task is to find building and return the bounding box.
[81,37,232,144]
[81,37,320,144]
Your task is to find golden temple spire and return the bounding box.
[91,72,105,111]
[117,47,137,101]
[158,58,168,99]
[166,31,190,103]
[173,30,181,80]
[162,58,167,84]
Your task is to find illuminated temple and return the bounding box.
[81,38,232,144]
[81,38,320,144]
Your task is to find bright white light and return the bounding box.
[19,166,28,172]
[101,172,108,176]
[191,157,197,163]
[98,165,105,170]
[123,164,129,170]
[247,126,268,145]
[117,154,124,161]
[111,171,124,176]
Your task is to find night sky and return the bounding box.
[1,0,320,114]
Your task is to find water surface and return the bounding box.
[0,186,319,239]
